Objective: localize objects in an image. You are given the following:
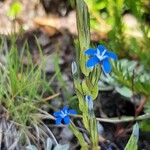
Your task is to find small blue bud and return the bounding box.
[85,95,93,111]
[97,123,104,135]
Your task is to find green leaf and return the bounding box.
[140,120,150,132]
[76,90,86,111]
[83,78,99,100]
[82,79,91,96]
[124,123,139,150]
[116,86,132,98]
[69,123,88,149]
[76,0,90,76]
[89,118,99,150]
[90,66,101,86]
[105,59,150,96]
[74,79,86,111]
[74,79,83,94]
[82,112,89,131]
[90,84,99,100]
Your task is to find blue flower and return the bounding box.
[53,106,77,125]
[84,45,117,74]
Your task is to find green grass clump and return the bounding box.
[0,36,55,147]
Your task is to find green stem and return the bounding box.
[89,117,99,150]
[69,122,88,149]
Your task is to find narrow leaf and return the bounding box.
[76,0,90,76]
[124,123,139,150]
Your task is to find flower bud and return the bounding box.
[71,61,77,75]
[85,95,93,111]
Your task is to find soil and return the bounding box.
[40,0,73,16]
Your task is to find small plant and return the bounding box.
[53,0,150,149]
[53,0,117,149]
[0,36,58,148]
[1,0,149,149]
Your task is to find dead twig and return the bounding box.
[135,96,147,116]
[43,93,60,101]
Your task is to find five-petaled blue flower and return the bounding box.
[53,106,77,125]
[84,45,117,74]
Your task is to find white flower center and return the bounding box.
[60,111,67,118]
[95,48,107,61]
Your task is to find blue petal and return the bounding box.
[84,48,96,56]
[86,56,99,68]
[106,51,117,60]
[53,111,61,117]
[97,45,106,54]
[68,109,77,115]
[102,59,112,74]
[62,106,69,113]
[63,116,70,125]
[55,117,62,125]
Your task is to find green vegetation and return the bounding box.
[84,0,150,109]
[0,36,57,147]
[0,0,150,149]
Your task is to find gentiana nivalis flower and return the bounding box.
[53,106,77,125]
[84,45,117,74]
